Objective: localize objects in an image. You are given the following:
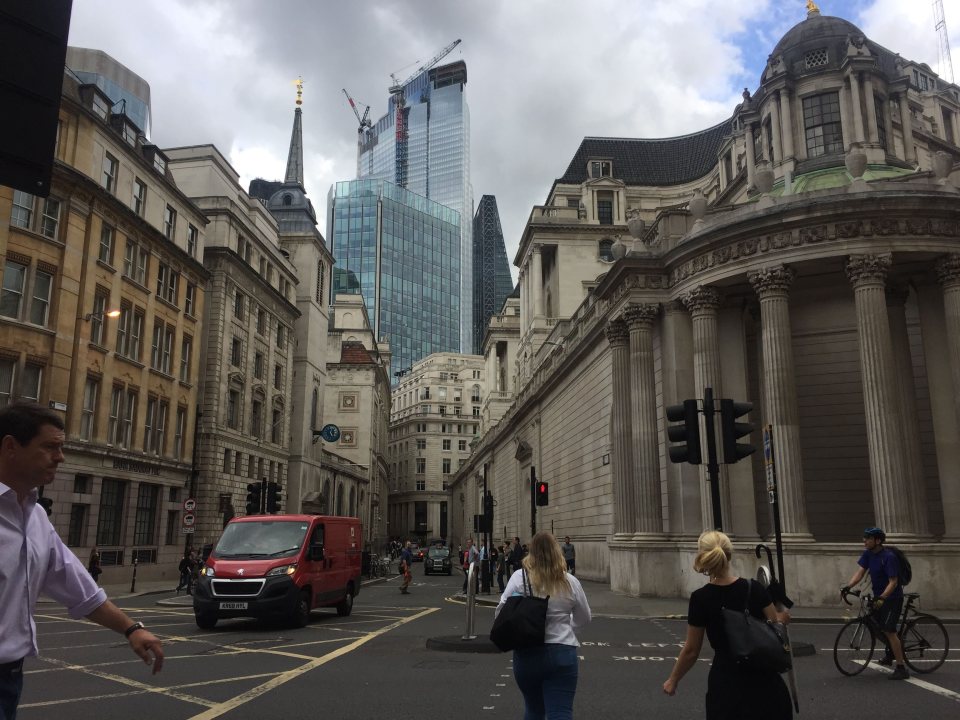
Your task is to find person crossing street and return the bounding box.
[399,541,414,594]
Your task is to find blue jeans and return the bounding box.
[0,660,24,720]
[513,643,578,720]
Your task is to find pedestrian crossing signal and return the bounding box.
[535,482,549,506]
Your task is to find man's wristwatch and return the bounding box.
[124,621,146,638]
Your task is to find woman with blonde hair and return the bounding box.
[663,530,792,719]
[495,531,591,720]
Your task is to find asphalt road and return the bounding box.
[19,568,960,719]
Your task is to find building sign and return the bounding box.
[111,458,161,476]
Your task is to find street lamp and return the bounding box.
[82,309,121,322]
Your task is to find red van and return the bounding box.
[192,515,362,629]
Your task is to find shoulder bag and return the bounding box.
[722,579,792,673]
[489,569,549,652]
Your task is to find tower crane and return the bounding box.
[388,38,462,189]
[342,88,372,134]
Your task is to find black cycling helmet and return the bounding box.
[863,527,886,542]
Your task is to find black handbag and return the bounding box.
[489,569,549,652]
[722,579,792,673]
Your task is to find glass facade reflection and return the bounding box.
[327,179,461,381]
[357,62,473,353]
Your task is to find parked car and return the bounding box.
[193,515,361,630]
[423,546,453,575]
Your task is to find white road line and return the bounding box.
[866,661,960,702]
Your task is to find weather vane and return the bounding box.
[294,76,303,106]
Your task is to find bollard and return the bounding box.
[130,556,138,593]
[462,561,478,640]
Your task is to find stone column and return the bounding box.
[624,303,664,535]
[937,254,960,425]
[744,123,756,188]
[838,84,852,151]
[863,76,879,144]
[780,90,795,159]
[531,244,544,319]
[519,269,527,334]
[885,286,930,536]
[606,319,636,536]
[898,93,916,164]
[769,97,782,164]
[845,254,917,534]
[681,286,731,530]
[848,72,866,144]
[748,265,811,537]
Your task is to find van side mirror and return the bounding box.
[309,545,324,561]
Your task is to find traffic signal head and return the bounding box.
[666,399,701,465]
[483,493,494,519]
[535,481,549,506]
[721,399,756,464]
[266,481,282,514]
[246,482,263,515]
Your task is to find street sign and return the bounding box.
[183,512,196,527]
[183,498,196,512]
[320,423,341,443]
[181,526,195,534]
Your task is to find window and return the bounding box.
[803,92,843,158]
[180,335,192,382]
[230,337,242,366]
[234,452,242,475]
[101,152,118,193]
[123,240,148,285]
[234,290,245,320]
[316,260,324,303]
[0,359,12,408]
[153,152,166,174]
[273,363,282,390]
[416,422,427,433]
[753,125,764,161]
[108,385,137,448]
[227,388,241,429]
[416,479,426,491]
[597,198,613,225]
[256,307,267,335]
[442,438,451,450]
[442,458,451,474]
[254,351,264,379]
[0,361,43,407]
[471,385,481,402]
[0,260,26,318]
[39,198,60,239]
[96,479,126,546]
[163,205,176,240]
[99,224,115,264]
[942,106,955,145]
[223,448,232,473]
[91,93,109,120]
[67,504,87,546]
[29,270,51,325]
[251,399,263,438]
[134,484,159,545]
[187,224,198,257]
[271,408,282,444]
[415,457,426,474]
[116,305,144,360]
[416,439,426,450]
[598,238,614,262]
[185,283,196,316]
[80,377,99,440]
[143,397,168,456]
[156,262,179,304]
[276,324,285,349]
[459,440,467,451]
[804,47,828,69]
[590,160,612,178]
[151,323,174,374]
[144,397,158,453]
[174,406,187,458]
[19,364,41,402]
[763,117,774,161]
[11,190,32,228]
[133,178,146,216]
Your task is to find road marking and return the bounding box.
[866,662,960,702]
[187,607,439,720]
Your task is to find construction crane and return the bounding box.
[388,38,462,189]
[933,0,954,84]
[342,88,372,134]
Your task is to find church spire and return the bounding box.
[284,77,305,186]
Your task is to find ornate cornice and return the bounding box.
[623,303,659,329]
[936,253,960,287]
[680,285,721,313]
[748,264,795,297]
[604,318,630,346]
[845,254,892,287]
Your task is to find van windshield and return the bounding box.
[214,521,309,560]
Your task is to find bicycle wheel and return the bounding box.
[902,614,949,674]
[834,618,876,676]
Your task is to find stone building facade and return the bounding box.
[166,145,299,547]
[0,63,208,585]
[451,7,960,608]
[389,352,486,544]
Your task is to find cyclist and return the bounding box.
[841,527,908,680]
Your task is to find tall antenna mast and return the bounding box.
[934,0,955,84]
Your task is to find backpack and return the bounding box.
[888,546,912,586]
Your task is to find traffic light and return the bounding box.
[720,399,756,464]
[246,481,263,515]
[535,482,549,506]
[666,399,702,464]
[483,492,494,521]
[266,481,282,514]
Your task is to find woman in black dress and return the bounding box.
[662,530,792,719]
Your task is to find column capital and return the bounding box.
[680,285,721,314]
[845,253,891,288]
[936,253,960,287]
[748,264,796,297]
[623,303,660,329]
[532,243,543,254]
[604,318,630,347]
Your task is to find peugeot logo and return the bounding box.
[237,568,245,576]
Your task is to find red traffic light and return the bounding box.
[535,481,549,506]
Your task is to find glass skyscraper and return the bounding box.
[472,195,514,353]
[356,61,473,354]
[327,179,461,380]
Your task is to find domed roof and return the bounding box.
[772,13,865,57]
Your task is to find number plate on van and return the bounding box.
[219,602,248,610]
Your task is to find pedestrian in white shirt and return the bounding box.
[0,403,164,719]
[496,532,591,719]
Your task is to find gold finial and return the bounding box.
[293,76,304,106]
[806,0,820,13]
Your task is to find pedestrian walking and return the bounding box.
[662,530,792,719]
[461,538,479,594]
[87,546,102,585]
[399,541,413,594]
[176,551,191,594]
[0,403,164,719]
[561,536,576,576]
[496,543,507,592]
[507,536,522,575]
[496,531,591,720]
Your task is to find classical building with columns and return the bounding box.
[449,6,960,607]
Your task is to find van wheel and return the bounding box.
[293,589,311,628]
[195,612,217,630]
[336,586,354,617]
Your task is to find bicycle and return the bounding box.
[833,588,949,676]
[368,554,384,579]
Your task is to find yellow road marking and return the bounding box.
[188,607,439,720]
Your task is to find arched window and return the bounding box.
[349,487,356,516]
[316,260,324,303]
[598,238,614,262]
[282,193,292,206]
[335,484,344,516]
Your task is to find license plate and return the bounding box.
[219,602,248,610]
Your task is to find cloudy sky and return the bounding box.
[68,0,960,278]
